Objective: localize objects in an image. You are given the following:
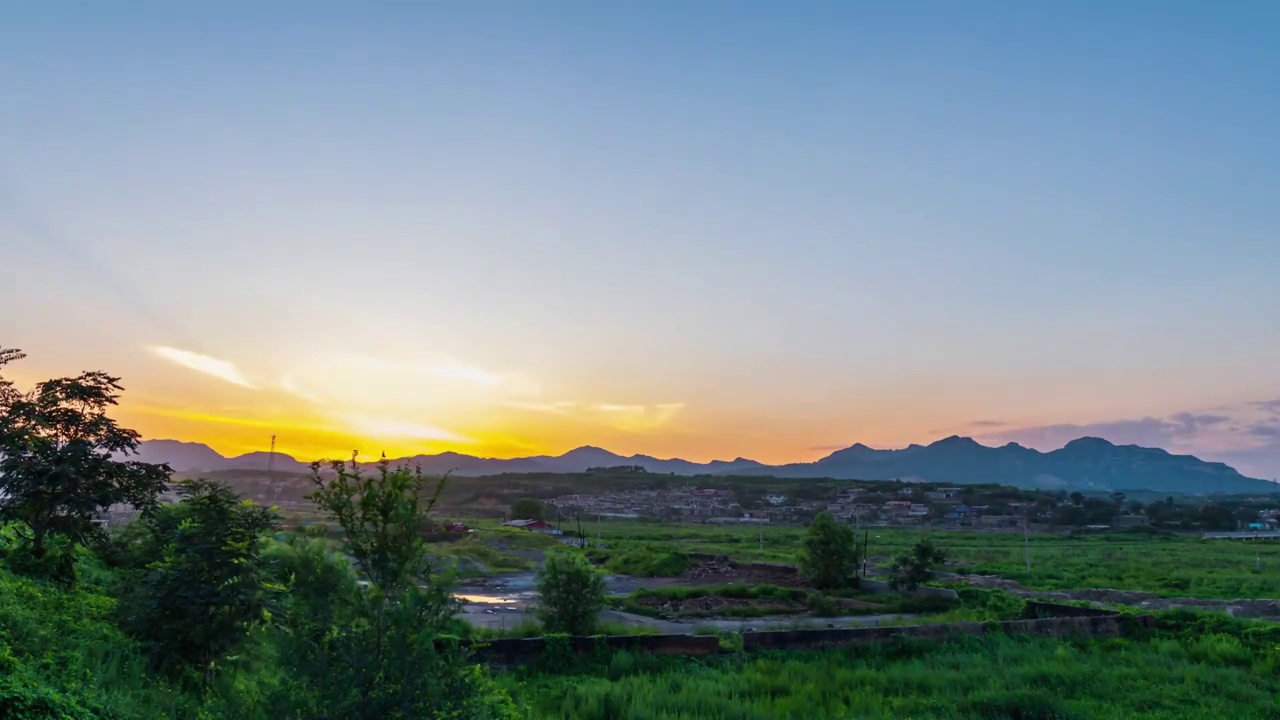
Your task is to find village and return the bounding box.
[543,485,1043,528]
[534,484,1280,533]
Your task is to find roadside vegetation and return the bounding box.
[502,622,1280,719]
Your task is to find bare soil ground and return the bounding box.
[952,573,1280,619]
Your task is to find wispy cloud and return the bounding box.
[591,402,685,431]
[499,401,570,414]
[967,420,1008,428]
[280,373,322,403]
[1248,424,1280,440]
[343,355,541,396]
[339,414,475,443]
[596,403,645,413]
[974,399,1280,479]
[150,347,256,389]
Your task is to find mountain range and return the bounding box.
[135,436,1278,495]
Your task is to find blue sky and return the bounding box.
[2,2,1279,475]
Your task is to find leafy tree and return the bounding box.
[292,455,516,719]
[888,538,947,592]
[1144,500,1177,527]
[510,497,546,522]
[118,480,279,682]
[798,511,860,590]
[536,549,606,635]
[1069,491,1084,507]
[1196,503,1237,531]
[0,348,169,578]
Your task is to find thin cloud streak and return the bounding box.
[339,414,475,444]
[150,346,257,389]
[280,374,322,403]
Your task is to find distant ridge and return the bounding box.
[136,435,1277,495]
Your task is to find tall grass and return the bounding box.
[503,632,1280,719]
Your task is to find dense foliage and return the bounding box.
[117,480,280,682]
[798,511,860,589]
[505,626,1280,719]
[0,348,169,581]
[536,548,606,634]
[294,457,517,719]
[510,497,546,521]
[889,538,947,592]
[0,351,517,719]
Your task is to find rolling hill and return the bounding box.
[132,436,1277,495]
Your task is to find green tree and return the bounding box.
[118,480,279,682]
[0,348,169,579]
[293,456,516,719]
[888,538,947,592]
[1069,491,1084,507]
[510,497,546,522]
[536,549,606,635]
[798,511,860,590]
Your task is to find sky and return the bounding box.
[2,2,1280,477]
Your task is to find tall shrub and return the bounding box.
[799,511,860,590]
[536,549,606,635]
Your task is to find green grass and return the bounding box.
[426,530,561,575]
[0,553,202,719]
[502,631,1280,719]
[582,520,1280,599]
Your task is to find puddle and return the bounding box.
[454,594,518,605]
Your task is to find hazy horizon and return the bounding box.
[4,3,1279,479]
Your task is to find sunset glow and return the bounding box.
[3,3,1279,478]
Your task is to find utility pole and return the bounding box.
[759,524,763,555]
[267,435,276,472]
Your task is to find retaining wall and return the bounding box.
[463,604,1154,666]
[465,633,719,668]
[858,578,960,601]
[1023,600,1119,619]
[741,613,1154,652]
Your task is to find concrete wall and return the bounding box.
[463,602,1153,666]
[465,633,719,668]
[858,578,960,601]
[741,613,1154,652]
[1023,600,1118,619]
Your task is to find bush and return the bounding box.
[601,546,689,577]
[799,511,860,590]
[116,480,279,682]
[806,592,838,617]
[537,549,607,635]
[888,538,946,592]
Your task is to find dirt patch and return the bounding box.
[681,555,804,586]
[634,595,804,617]
[948,573,1280,619]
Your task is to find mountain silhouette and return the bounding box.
[135,436,1276,495]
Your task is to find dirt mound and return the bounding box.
[681,555,803,586]
[635,595,803,617]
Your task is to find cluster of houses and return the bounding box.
[823,487,1034,527]
[545,487,742,522]
[542,485,1042,527]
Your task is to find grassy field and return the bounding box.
[502,627,1280,719]
[569,520,1280,599]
